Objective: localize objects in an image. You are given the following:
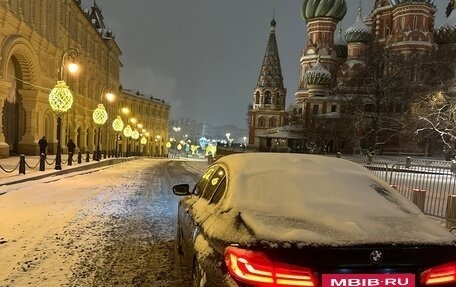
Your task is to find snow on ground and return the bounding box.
[0,158,209,287]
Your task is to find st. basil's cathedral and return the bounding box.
[249,0,456,156]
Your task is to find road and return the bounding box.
[0,158,207,287]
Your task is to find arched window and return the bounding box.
[258,117,266,127]
[255,91,260,105]
[269,117,276,128]
[264,91,272,104]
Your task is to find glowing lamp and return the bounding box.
[93,104,108,125]
[105,92,115,102]
[121,107,130,115]
[177,144,182,150]
[132,129,140,140]
[123,124,132,138]
[67,62,79,74]
[166,142,171,148]
[112,116,124,132]
[140,136,147,145]
[49,81,73,114]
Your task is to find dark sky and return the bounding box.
[82,0,447,128]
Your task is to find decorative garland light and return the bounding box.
[140,136,147,145]
[93,104,108,125]
[123,124,132,137]
[112,116,124,132]
[49,81,73,114]
[132,129,140,140]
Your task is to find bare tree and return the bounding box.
[336,43,433,154]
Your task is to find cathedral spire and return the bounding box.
[256,18,285,91]
[248,18,287,147]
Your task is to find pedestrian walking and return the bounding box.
[38,136,47,156]
[67,139,76,164]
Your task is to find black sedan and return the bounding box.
[173,153,456,287]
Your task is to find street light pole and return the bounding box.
[49,48,79,170]
[112,116,124,157]
[123,124,132,157]
[93,104,108,161]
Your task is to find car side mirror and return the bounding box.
[173,184,190,196]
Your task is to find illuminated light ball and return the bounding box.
[140,136,147,145]
[132,129,140,140]
[177,144,182,150]
[166,142,172,148]
[93,104,108,125]
[123,125,132,137]
[49,81,73,114]
[112,116,124,132]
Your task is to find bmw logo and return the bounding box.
[370,250,383,264]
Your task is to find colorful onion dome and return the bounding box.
[435,6,456,44]
[302,0,347,22]
[389,0,434,6]
[334,28,348,58]
[305,58,332,85]
[344,7,373,43]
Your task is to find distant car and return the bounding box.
[172,153,456,287]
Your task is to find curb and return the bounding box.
[0,157,137,187]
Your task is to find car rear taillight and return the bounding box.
[225,246,318,287]
[421,261,456,285]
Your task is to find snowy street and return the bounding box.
[0,158,208,287]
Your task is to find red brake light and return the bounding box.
[421,261,456,285]
[224,246,318,287]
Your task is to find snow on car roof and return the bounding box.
[212,153,455,245]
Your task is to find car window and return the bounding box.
[210,176,226,205]
[194,166,217,196]
[201,167,225,201]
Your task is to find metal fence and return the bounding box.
[340,154,456,220]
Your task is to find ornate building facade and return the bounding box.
[0,0,169,158]
[285,0,454,154]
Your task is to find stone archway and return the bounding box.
[0,35,40,156]
[3,56,26,155]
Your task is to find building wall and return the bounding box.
[0,0,169,158]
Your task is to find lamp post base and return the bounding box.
[55,116,62,170]
[95,126,102,161]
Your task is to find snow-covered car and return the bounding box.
[172,153,456,287]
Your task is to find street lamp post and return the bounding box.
[226,133,231,147]
[131,129,139,156]
[49,48,79,170]
[112,116,124,157]
[140,136,147,156]
[123,124,133,157]
[93,104,108,161]
[93,88,115,160]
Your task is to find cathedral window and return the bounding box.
[258,117,266,128]
[269,118,276,128]
[331,104,337,113]
[312,105,319,114]
[255,92,260,105]
[264,91,272,104]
